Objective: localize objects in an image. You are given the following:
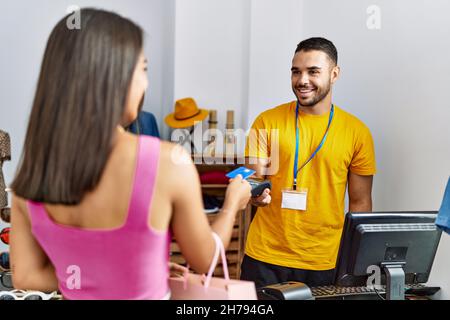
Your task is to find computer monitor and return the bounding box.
[335,211,442,300]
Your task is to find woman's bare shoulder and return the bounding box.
[158,142,197,185]
[159,141,193,167]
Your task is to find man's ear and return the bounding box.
[331,65,340,84]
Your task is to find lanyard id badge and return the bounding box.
[284,103,334,212]
[282,188,308,211]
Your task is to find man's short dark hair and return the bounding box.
[295,37,338,66]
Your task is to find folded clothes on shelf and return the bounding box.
[0,227,9,245]
[204,207,220,214]
[0,271,12,290]
[0,130,11,209]
[0,289,61,300]
[0,251,9,271]
[203,194,224,214]
[0,207,10,223]
[199,171,229,185]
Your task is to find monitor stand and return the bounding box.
[381,262,406,300]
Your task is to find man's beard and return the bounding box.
[296,82,331,107]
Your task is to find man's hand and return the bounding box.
[250,188,271,207]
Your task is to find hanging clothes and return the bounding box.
[436,177,450,235]
[0,130,11,209]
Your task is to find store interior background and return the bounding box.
[1,0,449,298]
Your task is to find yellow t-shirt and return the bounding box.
[245,101,376,270]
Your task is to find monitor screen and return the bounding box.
[335,212,442,287]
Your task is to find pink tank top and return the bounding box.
[27,136,171,300]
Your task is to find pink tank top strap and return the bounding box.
[26,200,48,227]
[125,135,160,228]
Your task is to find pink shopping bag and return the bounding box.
[169,233,257,300]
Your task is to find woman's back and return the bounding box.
[41,132,172,232]
[26,134,172,299]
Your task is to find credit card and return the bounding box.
[225,167,256,180]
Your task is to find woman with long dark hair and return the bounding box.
[9,8,251,300]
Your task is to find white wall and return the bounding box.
[173,0,251,142]
[0,0,175,189]
[246,0,303,129]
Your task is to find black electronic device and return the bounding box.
[310,283,440,300]
[258,282,314,300]
[248,178,272,197]
[405,285,441,296]
[334,211,442,300]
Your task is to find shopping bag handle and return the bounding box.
[181,232,230,289]
[203,232,230,288]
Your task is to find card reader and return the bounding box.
[247,178,272,197]
[258,282,314,300]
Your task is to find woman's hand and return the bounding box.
[168,262,189,277]
[224,175,252,211]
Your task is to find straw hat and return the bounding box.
[164,98,209,128]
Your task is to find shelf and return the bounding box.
[170,252,240,266]
[168,159,252,280]
[201,184,228,189]
[171,227,240,242]
[214,265,238,278]
[170,239,240,254]
[192,154,245,161]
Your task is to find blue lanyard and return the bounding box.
[293,102,334,190]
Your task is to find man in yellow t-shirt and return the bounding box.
[241,37,376,288]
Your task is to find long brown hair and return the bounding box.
[12,8,143,205]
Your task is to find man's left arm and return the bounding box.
[348,172,373,212]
